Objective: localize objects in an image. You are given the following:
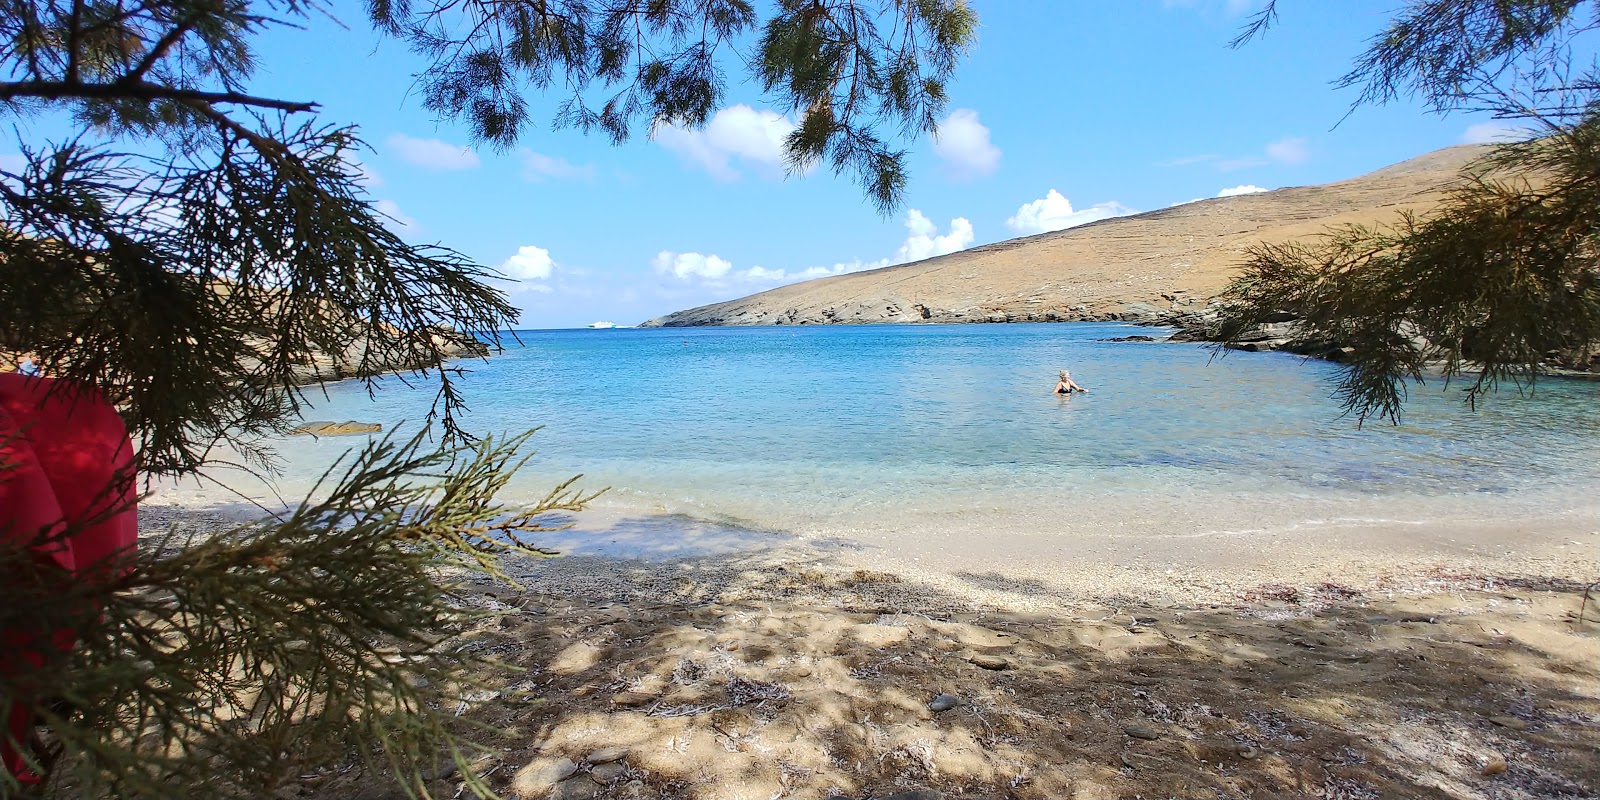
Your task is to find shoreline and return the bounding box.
[141,499,1600,610]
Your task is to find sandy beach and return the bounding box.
[144,503,1600,800]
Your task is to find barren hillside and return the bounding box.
[642,144,1490,327]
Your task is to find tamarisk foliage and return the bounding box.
[1,432,597,798]
[1219,0,1600,423]
[0,0,977,796]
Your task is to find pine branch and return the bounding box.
[0,80,317,113]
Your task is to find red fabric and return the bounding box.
[0,374,137,784]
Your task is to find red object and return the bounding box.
[0,374,137,784]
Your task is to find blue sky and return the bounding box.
[9,1,1529,328]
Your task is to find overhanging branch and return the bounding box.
[0,80,318,113]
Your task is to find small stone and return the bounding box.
[1120,752,1138,769]
[1482,756,1508,776]
[552,776,597,800]
[792,666,813,678]
[510,758,579,799]
[1124,723,1161,741]
[590,762,627,784]
[928,693,959,712]
[1488,715,1529,731]
[610,691,654,708]
[1237,744,1260,760]
[585,746,628,765]
[970,653,1011,670]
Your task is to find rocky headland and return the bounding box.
[643,145,1491,329]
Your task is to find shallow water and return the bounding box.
[174,324,1600,554]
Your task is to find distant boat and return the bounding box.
[586,321,619,329]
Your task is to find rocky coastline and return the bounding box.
[280,325,492,386]
[1120,302,1600,379]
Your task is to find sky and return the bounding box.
[9,1,1532,328]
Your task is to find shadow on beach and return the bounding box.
[287,548,1600,800]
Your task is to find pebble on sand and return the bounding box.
[969,653,1011,670]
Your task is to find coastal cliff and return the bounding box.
[642,144,1490,328]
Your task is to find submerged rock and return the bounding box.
[289,420,381,436]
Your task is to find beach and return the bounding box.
[139,323,1600,799]
[146,501,1600,800]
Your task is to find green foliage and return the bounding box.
[0,0,976,796]
[1221,0,1600,421]
[379,0,978,214]
[1,431,596,798]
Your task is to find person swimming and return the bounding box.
[1053,369,1087,394]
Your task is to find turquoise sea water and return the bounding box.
[187,323,1600,550]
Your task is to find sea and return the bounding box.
[168,323,1600,563]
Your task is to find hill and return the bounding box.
[641,144,1491,328]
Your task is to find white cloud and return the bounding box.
[1217,184,1268,197]
[738,259,889,285]
[1213,137,1311,171]
[895,210,975,263]
[653,251,735,280]
[1461,121,1537,144]
[1005,190,1135,235]
[1264,136,1309,165]
[386,134,480,171]
[375,199,419,235]
[649,208,971,291]
[653,105,796,180]
[501,245,556,282]
[521,149,596,182]
[933,109,1001,180]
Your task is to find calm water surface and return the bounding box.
[186,324,1600,545]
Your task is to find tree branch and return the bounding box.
[0,80,317,113]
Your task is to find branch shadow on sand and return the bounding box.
[326,551,1600,800]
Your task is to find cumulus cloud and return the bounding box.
[651,208,970,292]
[521,149,595,182]
[933,109,1001,180]
[653,105,795,180]
[654,251,735,280]
[1461,121,1537,144]
[1217,184,1268,197]
[386,134,480,170]
[1005,190,1135,235]
[739,259,889,285]
[501,245,556,282]
[895,210,975,263]
[375,199,420,235]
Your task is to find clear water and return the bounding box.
[186,324,1600,548]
